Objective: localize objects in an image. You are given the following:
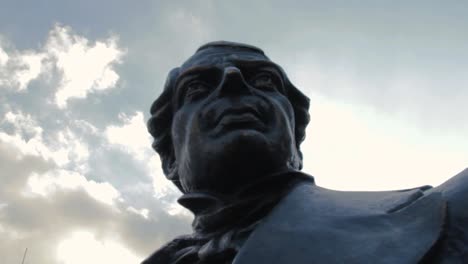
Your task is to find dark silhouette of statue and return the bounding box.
[143,41,468,264]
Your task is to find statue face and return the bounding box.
[171,48,300,194]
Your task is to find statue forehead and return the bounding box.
[180,46,271,72]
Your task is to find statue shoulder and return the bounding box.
[434,167,468,218]
[431,167,468,261]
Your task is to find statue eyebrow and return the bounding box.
[173,66,221,107]
[175,59,282,90]
[175,66,221,92]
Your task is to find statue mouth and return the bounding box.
[215,107,262,123]
[212,106,267,134]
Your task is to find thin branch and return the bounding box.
[21,248,28,264]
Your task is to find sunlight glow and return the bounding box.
[57,230,141,264]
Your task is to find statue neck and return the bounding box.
[178,170,314,235]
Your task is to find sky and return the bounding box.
[0,1,467,263]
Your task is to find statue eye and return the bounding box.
[184,81,210,102]
[250,72,277,91]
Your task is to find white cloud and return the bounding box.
[0,46,9,66]
[0,22,193,264]
[127,206,149,219]
[105,111,152,160]
[0,220,29,241]
[15,52,45,91]
[57,230,142,264]
[0,25,124,106]
[46,25,124,108]
[0,47,45,91]
[0,111,89,168]
[0,115,185,264]
[26,169,120,206]
[56,129,90,168]
[73,119,99,135]
[4,110,43,137]
[0,111,53,161]
[104,111,182,211]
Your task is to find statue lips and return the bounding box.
[212,106,267,135]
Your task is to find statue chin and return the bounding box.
[214,127,269,150]
[180,129,290,194]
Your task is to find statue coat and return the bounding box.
[233,168,468,264]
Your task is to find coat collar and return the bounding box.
[234,182,446,264]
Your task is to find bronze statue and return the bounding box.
[144,41,468,264]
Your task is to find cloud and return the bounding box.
[0,44,189,263]
[105,111,151,160]
[0,45,45,91]
[0,45,8,66]
[26,169,121,206]
[0,24,124,108]
[15,53,45,91]
[0,124,190,264]
[46,25,125,108]
[127,206,149,219]
[0,111,89,168]
[0,110,118,208]
[103,111,182,200]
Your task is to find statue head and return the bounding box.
[148,41,310,195]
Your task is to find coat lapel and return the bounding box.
[234,183,446,264]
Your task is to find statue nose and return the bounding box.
[216,66,252,96]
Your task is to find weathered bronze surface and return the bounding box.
[144,41,468,264]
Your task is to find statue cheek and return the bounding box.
[270,97,295,127]
[278,96,295,122]
[171,113,190,153]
